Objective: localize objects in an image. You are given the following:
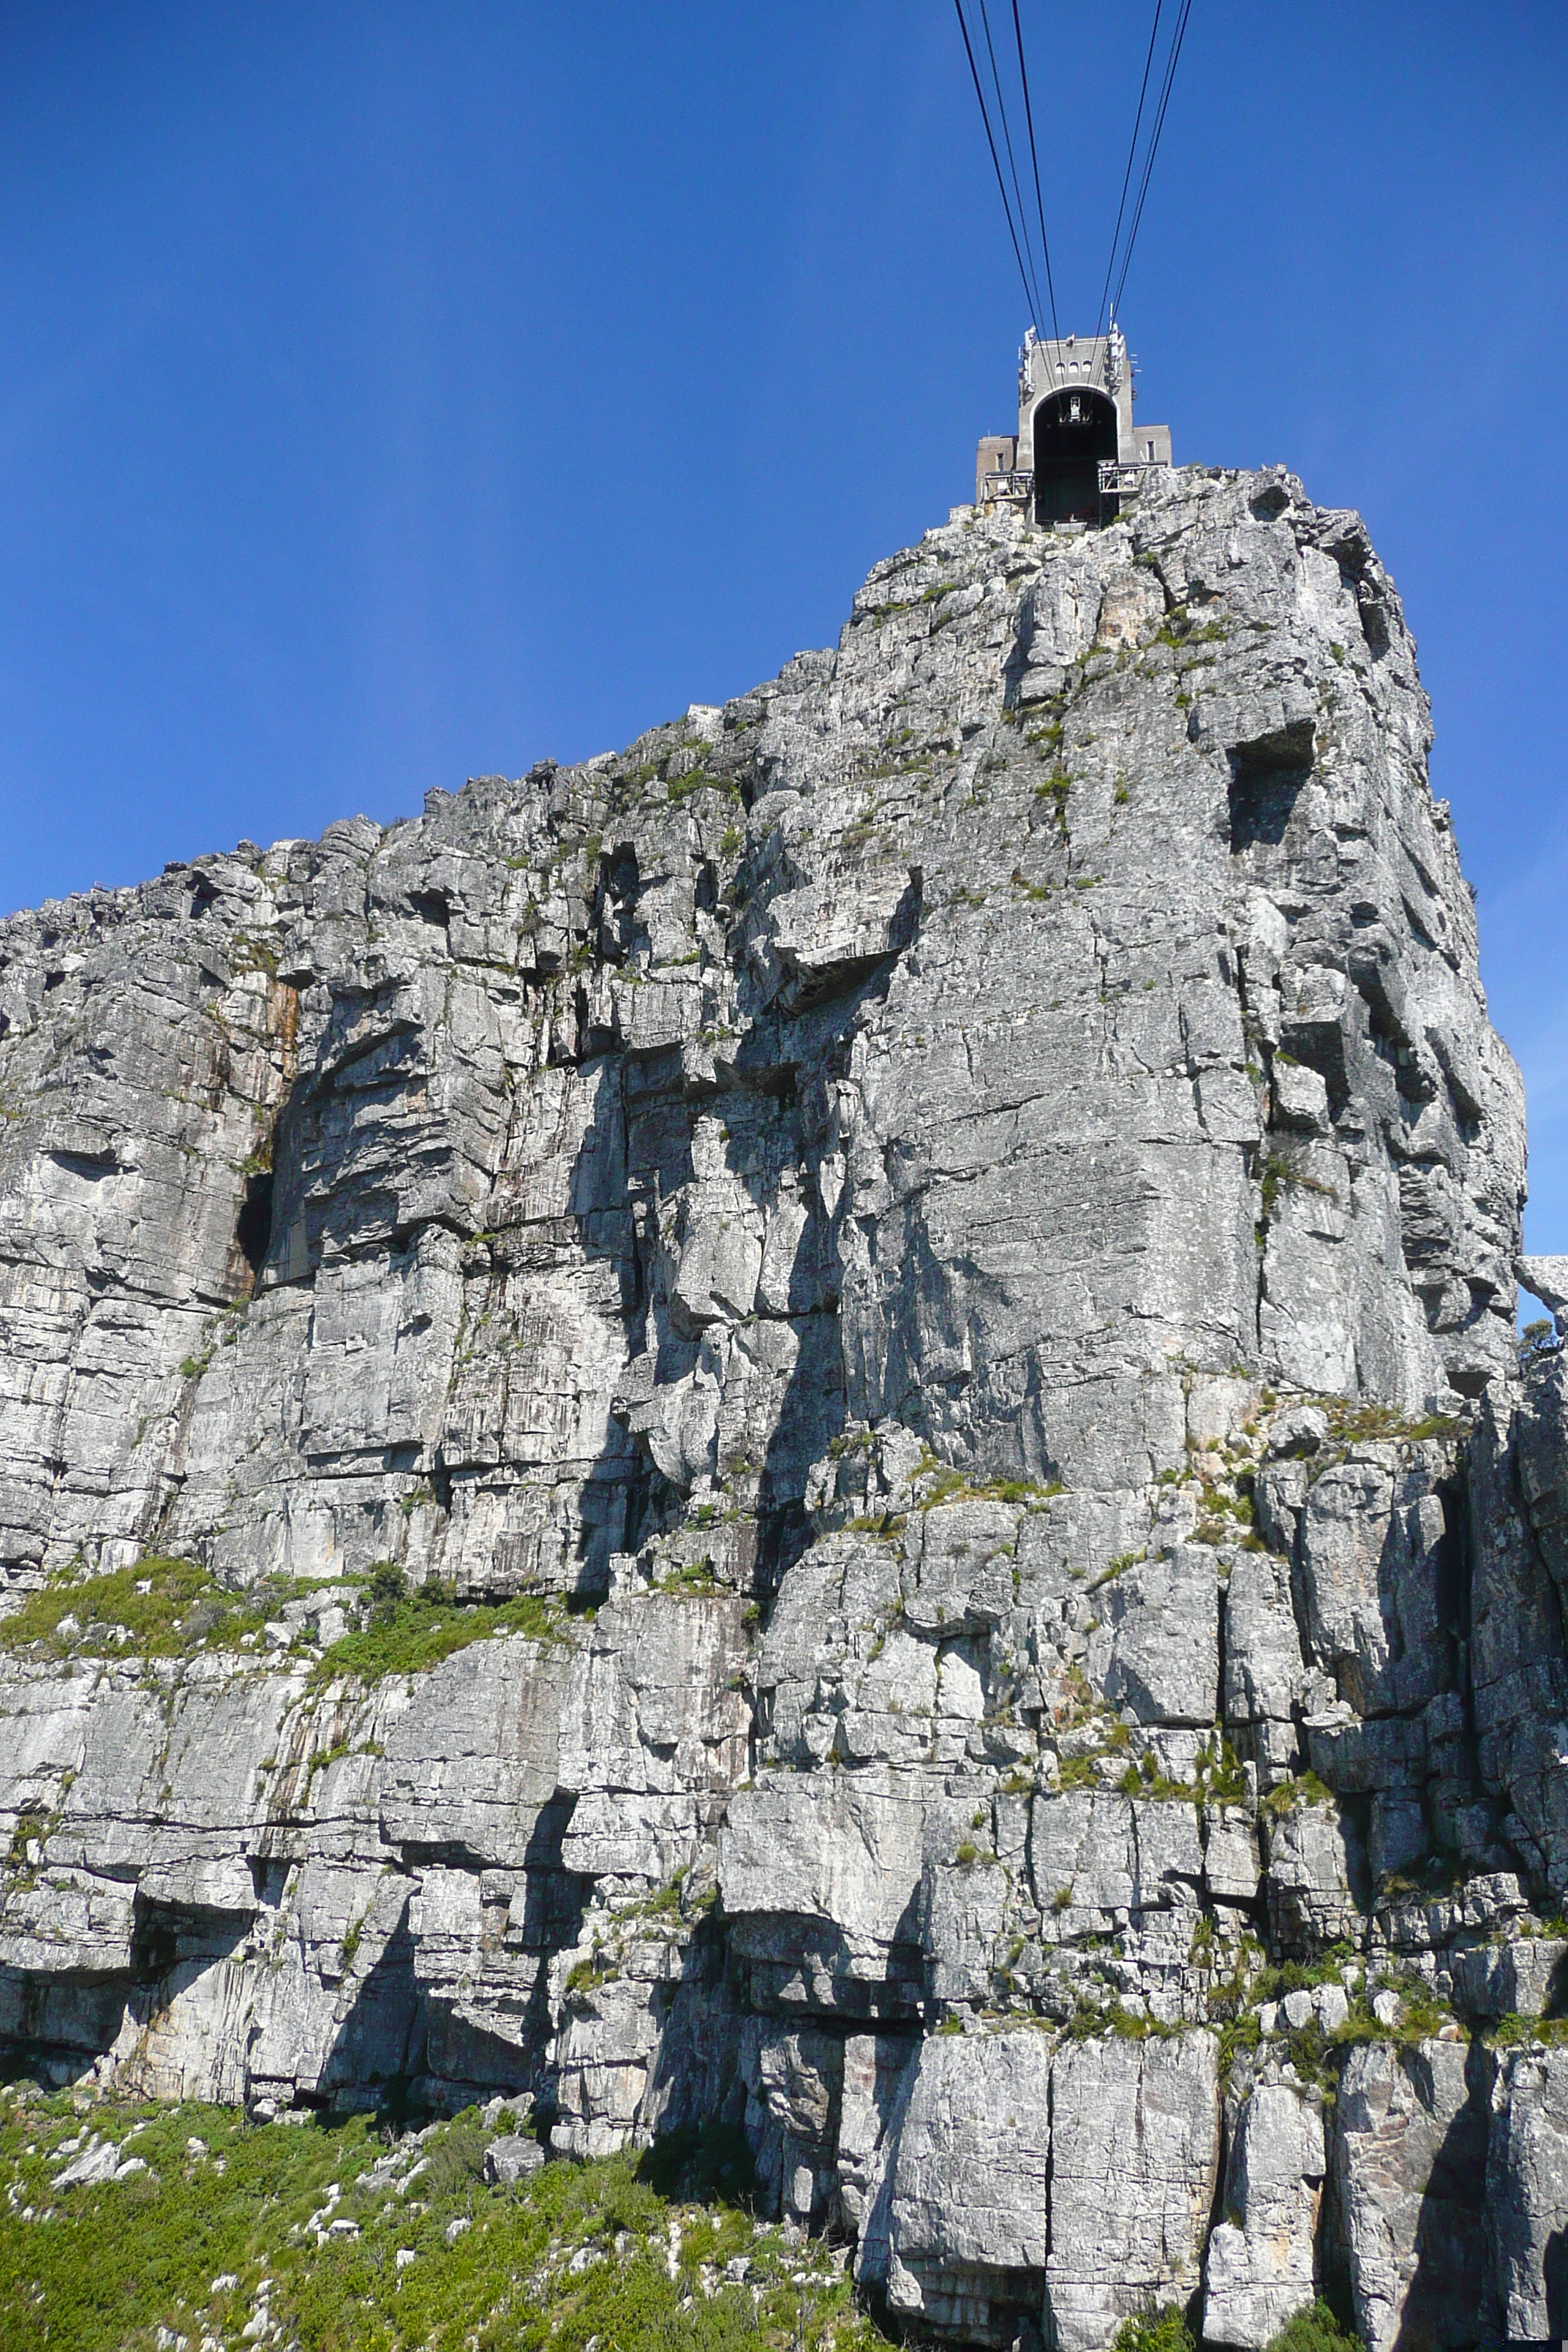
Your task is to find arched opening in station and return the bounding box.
[1031,386,1119,525]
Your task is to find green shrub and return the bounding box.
[1489,2010,1568,2049]
[565,1946,618,1997]
[655,1559,726,1597]
[1194,1738,1247,1803]
[1264,2298,1365,2352]
[666,768,740,807]
[1251,1944,1356,2002]
[624,1867,687,1922]
[312,1571,567,1684]
[1217,2010,1262,2073]
[1262,1770,1335,1820]
[417,2110,491,2204]
[915,1461,1060,1511]
[1112,2304,1196,2352]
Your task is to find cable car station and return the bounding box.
[976,323,1172,527]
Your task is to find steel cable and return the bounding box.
[974,0,1047,336]
[952,0,1040,335]
[1094,0,1165,344]
[1011,0,1060,346]
[1110,0,1194,320]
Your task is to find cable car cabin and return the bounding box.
[974,323,1172,526]
[1032,385,1118,524]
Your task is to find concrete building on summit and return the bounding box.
[976,322,1172,524]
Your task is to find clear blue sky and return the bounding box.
[2,1,1567,1256]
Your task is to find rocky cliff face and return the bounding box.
[1,464,1564,2346]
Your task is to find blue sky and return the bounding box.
[2,1,1567,1255]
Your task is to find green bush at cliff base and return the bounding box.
[1108,2304,1357,2352]
[1264,2299,1365,2352]
[1111,2307,1195,2352]
[0,2093,883,2352]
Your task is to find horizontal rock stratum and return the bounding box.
[2,464,1566,2348]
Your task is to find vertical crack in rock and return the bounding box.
[0,463,1561,2346]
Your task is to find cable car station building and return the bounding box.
[976,323,1171,526]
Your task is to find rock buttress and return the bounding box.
[1,464,1559,2349]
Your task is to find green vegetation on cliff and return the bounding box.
[311,1564,570,1686]
[0,2090,878,2352]
[0,1556,268,1662]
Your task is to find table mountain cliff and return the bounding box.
[3,464,1567,2348]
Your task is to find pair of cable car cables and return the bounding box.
[953,0,1194,361]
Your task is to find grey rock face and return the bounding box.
[0,464,1556,2343]
[483,2132,545,2185]
[1088,1547,1220,1727]
[1518,1254,1568,1325]
[885,2029,1052,2344]
[1450,1935,1568,2020]
[0,468,1518,1602]
[1488,2046,1568,2341]
[1204,2078,1325,2348]
[1264,1793,1370,1954]
[1046,2031,1219,2352]
[1334,2038,1494,2352]
[882,2026,1218,2352]
[1029,1789,1203,1934]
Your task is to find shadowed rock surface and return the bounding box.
[1,464,1564,2346]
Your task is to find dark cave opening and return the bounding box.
[1226,719,1316,853]
[236,1171,274,1277]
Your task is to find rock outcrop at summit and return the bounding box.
[1,462,1564,2346]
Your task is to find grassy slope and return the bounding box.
[0,2092,881,2352]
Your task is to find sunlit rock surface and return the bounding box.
[1,464,1561,2345]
